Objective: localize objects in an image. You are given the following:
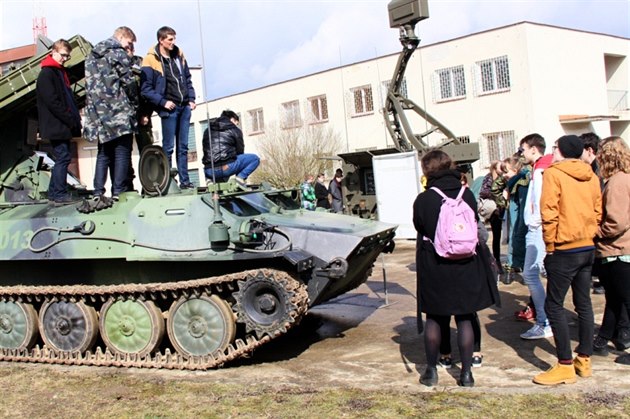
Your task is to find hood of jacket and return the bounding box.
[549,159,594,182]
[144,44,186,74]
[91,37,125,59]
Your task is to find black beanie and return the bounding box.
[557,135,583,159]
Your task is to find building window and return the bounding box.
[480,130,516,167]
[281,100,301,128]
[188,168,200,186]
[247,108,264,134]
[187,122,197,162]
[308,95,328,123]
[474,55,511,96]
[433,65,466,102]
[351,85,374,116]
[381,78,407,108]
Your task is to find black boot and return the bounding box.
[459,370,475,387]
[420,366,438,387]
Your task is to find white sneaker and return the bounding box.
[520,324,553,340]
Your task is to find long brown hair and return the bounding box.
[597,136,630,179]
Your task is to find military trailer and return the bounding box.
[0,35,396,370]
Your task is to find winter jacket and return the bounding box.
[596,171,630,258]
[83,37,138,144]
[523,154,553,231]
[412,169,499,322]
[36,55,81,140]
[202,116,244,167]
[541,159,602,252]
[314,181,330,209]
[141,44,195,118]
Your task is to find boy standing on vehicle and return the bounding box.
[141,26,196,189]
[83,27,139,201]
[36,39,82,206]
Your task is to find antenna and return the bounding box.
[196,0,229,250]
[32,2,47,43]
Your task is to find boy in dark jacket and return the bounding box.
[202,110,259,185]
[36,39,82,206]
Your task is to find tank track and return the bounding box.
[0,268,308,370]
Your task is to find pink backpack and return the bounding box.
[427,186,478,259]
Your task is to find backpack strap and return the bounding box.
[431,186,466,200]
[456,185,466,200]
[430,186,448,200]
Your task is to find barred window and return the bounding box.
[479,130,516,168]
[433,65,466,102]
[308,95,328,123]
[247,108,264,134]
[474,55,511,95]
[187,122,197,162]
[351,85,374,116]
[381,78,408,108]
[281,100,302,128]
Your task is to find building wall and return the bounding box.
[74,22,629,188]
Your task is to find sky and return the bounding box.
[1,0,629,100]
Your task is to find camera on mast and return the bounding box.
[387,0,429,28]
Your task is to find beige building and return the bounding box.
[75,21,630,187]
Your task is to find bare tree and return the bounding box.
[251,123,342,188]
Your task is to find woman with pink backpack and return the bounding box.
[413,150,500,387]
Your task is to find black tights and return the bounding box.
[439,312,481,354]
[425,313,475,372]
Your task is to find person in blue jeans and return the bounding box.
[519,133,554,340]
[141,26,196,189]
[202,110,260,185]
[35,39,82,205]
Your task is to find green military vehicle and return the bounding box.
[0,36,396,370]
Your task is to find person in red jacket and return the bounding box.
[36,39,82,206]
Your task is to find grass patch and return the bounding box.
[1,365,629,418]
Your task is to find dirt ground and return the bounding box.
[4,240,630,394]
[196,239,630,393]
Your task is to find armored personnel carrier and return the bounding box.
[0,36,396,370]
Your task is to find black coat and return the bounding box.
[36,66,81,140]
[202,116,244,167]
[413,170,499,331]
[314,181,330,208]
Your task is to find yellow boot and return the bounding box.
[533,363,577,385]
[573,356,592,377]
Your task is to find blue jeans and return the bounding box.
[203,153,260,182]
[49,139,71,201]
[544,250,595,360]
[523,228,548,327]
[161,104,192,186]
[93,134,132,196]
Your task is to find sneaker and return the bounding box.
[533,363,576,385]
[437,356,452,369]
[515,304,536,322]
[573,356,592,377]
[180,183,195,190]
[520,324,553,340]
[592,285,605,295]
[472,355,483,368]
[592,336,610,356]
